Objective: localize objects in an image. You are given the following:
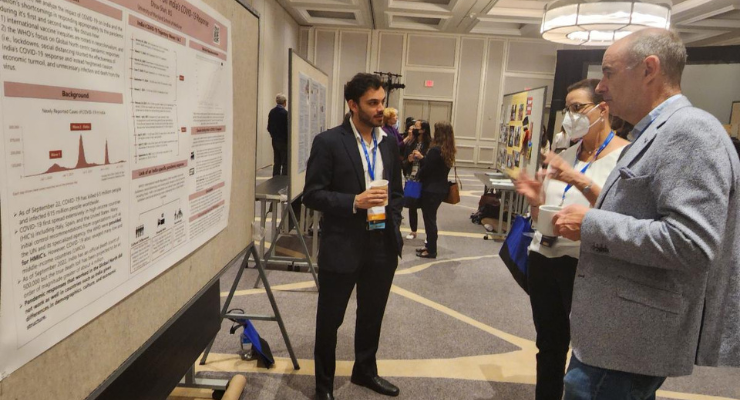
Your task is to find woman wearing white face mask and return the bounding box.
[514,78,629,400]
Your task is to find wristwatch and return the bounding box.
[582,183,593,195]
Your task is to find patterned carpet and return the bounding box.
[169,167,740,400]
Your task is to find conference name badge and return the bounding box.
[367,206,386,230]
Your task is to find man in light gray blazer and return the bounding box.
[552,28,740,399]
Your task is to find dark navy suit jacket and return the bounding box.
[303,120,404,273]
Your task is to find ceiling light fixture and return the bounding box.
[541,0,672,46]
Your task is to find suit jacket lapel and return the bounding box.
[596,96,692,209]
[340,120,366,190]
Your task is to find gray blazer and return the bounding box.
[572,96,740,377]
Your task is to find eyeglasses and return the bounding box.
[561,102,594,115]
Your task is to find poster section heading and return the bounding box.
[0,0,233,380]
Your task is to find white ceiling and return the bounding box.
[276,0,740,46]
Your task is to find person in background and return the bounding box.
[402,120,430,240]
[414,121,456,258]
[402,118,417,148]
[515,78,629,400]
[267,93,288,176]
[610,116,634,139]
[403,117,415,138]
[539,126,551,162]
[553,28,740,399]
[304,73,404,400]
[382,107,404,157]
[551,127,570,154]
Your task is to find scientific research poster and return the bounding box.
[0,0,233,379]
[298,73,310,173]
[296,73,326,174]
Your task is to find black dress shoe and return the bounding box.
[415,250,437,258]
[315,391,334,400]
[350,375,400,397]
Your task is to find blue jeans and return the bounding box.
[563,355,666,400]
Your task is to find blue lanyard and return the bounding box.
[561,131,614,204]
[360,132,378,181]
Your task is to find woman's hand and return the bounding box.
[515,170,544,207]
[544,151,582,186]
[412,150,423,160]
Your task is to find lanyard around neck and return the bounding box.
[360,132,379,181]
[561,131,615,205]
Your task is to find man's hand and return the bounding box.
[515,170,544,207]
[355,189,387,209]
[553,204,589,241]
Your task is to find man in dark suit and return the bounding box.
[267,93,288,176]
[303,73,404,400]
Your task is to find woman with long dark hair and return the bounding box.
[402,120,431,240]
[414,121,456,258]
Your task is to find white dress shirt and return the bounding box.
[350,117,386,189]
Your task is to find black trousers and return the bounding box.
[314,231,398,394]
[420,191,445,254]
[407,206,418,232]
[272,138,288,176]
[527,251,578,400]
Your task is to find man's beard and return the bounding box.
[358,107,383,128]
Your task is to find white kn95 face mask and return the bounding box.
[562,106,602,139]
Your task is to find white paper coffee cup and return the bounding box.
[538,205,562,237]
[369,179,389,206]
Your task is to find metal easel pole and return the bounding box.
[254,200,318,290]
[200,246,251,365]
[286,200,319,289]
[249,245,300,369]
[199,243,300,370]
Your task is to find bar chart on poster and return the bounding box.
[0,0,235,381]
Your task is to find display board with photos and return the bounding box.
[496,87,548,179]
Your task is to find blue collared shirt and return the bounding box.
[628,94,684,141]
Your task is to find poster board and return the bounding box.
[496,87,548,179]
[729,101,740,138]
[288,49,329,202]
[0,0,257,397]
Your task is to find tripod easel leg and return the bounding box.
[250,245,300,369]
[200,248,250,365]
[286,200,319,289]
[199,243,300,370]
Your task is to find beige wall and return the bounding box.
[249,0,301,170]
[306,28,561,167]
